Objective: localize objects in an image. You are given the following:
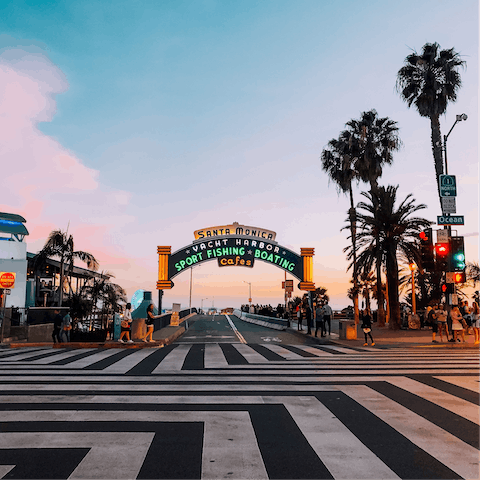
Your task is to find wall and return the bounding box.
[0,241,27,309]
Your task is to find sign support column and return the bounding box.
[299,248,316,291]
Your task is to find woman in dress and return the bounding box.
[450,306,465,343]
[142,304,158,343]
[471,301,480,345]
[119,303,133,343]
[361,310,375,346]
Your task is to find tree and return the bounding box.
[396,42,465,201]
[355,186,431,329]
[345,109,402,326]
[321,131,360,323]
[35,230,98,306]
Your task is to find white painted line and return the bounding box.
[225,314,247,344]
[276,396,400,479]
[434,376,480,393]
[231,344,270,363]
[386,377,479,424]
[28,348,97,364]
[62,349,123,369]
[151,344,190,372]
[204,344,229,368]
[102,349,159,373]
[339,385,480,480]
[0,348,53,362]
[260,344,305,360]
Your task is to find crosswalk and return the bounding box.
[0,343,478,479]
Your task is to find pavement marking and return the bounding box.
[386,377,480,424]
[151,344,190,372]
[28,348,97,365]
[204,343,230,368]
[231,344,270,363]
[433,375,480,392]
[225,314,247,344]
[62,349,124,369]
[273,396,400,479]
[291,345,335,356]
[101,349,159,374]
[259,344,306,360]
[0,466,15,478]
[0,432,154,480]
[339,384,480,480]
[0,348,54,362]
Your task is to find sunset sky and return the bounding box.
[1,0,478,310]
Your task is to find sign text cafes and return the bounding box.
[169,237,303,280]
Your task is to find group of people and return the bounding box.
[51,309,72,343]
[118,303,160,343]
[240,303,287,318]
[295,301,334,338]
[427,300,480,344]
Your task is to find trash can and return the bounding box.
[339,320,357,340]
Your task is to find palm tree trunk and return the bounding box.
[59,256,65,307]
[348,187,360,325]
[386,245,401,330]
[375,255,386,326]
[430,114,444,207]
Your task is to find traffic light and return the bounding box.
[450,236,466,272]
[453,272,466,284]
[419,228,435,271]
[435,242,450,271]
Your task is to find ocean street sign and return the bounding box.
[439,175,457,197]
[437,215,464,226]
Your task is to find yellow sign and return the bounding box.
[194,222,276,241]
[0,272,16,289]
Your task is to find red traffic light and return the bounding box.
[453,272,466,283]
[441,284,447,293]
[435,243,449,256]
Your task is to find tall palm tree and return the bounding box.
[35,230,99,306]
[321,130,360,324]
[345,110,402,326]
[396,42,465,201]
[355,186,431,329]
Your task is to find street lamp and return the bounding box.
[444,113,467,175]
[243,281,252,308]
[201,298,208,314]
[408,263,417,315]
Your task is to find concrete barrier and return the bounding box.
[339,320,357,340]
[233,309,288,330]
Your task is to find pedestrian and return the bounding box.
[296,305,303,331]
[361,310,375,346]
[119,303,134,343]
[305,303,312,335]
[59,312,72,343]
[450,306,466,343]
[435,304,449,342]
[471,301,480,345]
[315,303,325,337]
[322,301,333,335]
[51,309,63,344]
[428,305,438,342]
[142,304,158,343]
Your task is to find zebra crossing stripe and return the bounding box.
[275,395,400,479]
[151,344,190,372]
[231,344,270,363]
[63,349,125,369]
[0,348,54,362]
[386,377,479,424]
[204,343,230,368]
[260,344,306,360]
[434,375,480,392]
[339,384,480,480]
[102,349,159,374]
[27,348,98,365]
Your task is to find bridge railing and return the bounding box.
[153,308,197,331]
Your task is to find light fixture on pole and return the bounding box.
[243,281,252,307]
[408,263,417,315]
[443,113,467,175]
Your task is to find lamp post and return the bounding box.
[408,263,417,315]
[201,298,208,314]
[243,281,252,308]
[443,114,467,176]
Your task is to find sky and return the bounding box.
[1,0,478,310]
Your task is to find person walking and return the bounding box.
[471,301,480,344]
[296,305,303,331]
[119,303,134,343]
[52,309,63,344]
[314,303,325,337]
[361,310,375,346]
[142,304,159,343]
[451,306,466,343]
[305,303,312,335]
[322,301,333,335]
[59,312,72,343]
[435,304,449,342]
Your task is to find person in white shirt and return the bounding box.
[119,303,134,343]
[321,302,333,335]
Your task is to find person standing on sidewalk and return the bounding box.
[315,303,325,337]
[142,304,159,343]
[471,301,480,344]
[360,310,375,346]
[435,304,449,342]
[119,303,134,343]
[296,305,303,331]
[322,301,333,335]
[305,303,312,335]
[52,309,63,344]
[451,306,466,343]
[60,312,72,343]
[428,305,438,342]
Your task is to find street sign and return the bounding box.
[436,230,449,242]
[3,289,11,295]
[439,175,457,197]
[441,196,456,214]
[437,215,464,225]
[0,272,15,289]
[445,272,455,284]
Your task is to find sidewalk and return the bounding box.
[289,319,480,349]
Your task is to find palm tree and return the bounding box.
[396,42,465,201]
[35,229,99,306]
[355,186,431,329]
[321,130,360,324]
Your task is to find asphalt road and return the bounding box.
[177,313,321,345]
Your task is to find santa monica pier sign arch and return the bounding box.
[156,222,316,292]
